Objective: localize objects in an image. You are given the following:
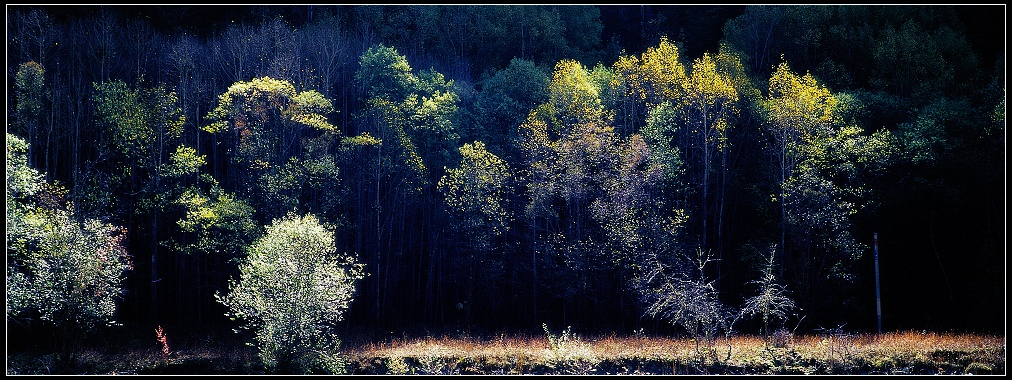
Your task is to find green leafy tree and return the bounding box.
[13,61,47,161]
[298,134,345,223]
[871,17,978,106]
[761,62,896,319]
[438,141,513,323]
[641,102,687,201]
[216,213,365,374]
[204,76,338,220]
[352,44,461,325]
[163,145,259,323]
[405,69,461,178]
[464,57,549,163]
[6,133,44,222]
[172,173,258,268]
[438,141,513,254]
[7,133,132,367]
[90,80,184,324]
[88,80,185,227]
[896,97,968,166]
[354,43,418,102]
[355,44,460,186]
[88,79,148,218]
[519,58,669,327]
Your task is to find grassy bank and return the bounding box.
[7,330,1005,375]
[343,330,1005,375]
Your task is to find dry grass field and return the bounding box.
[342,330,1005,375]
[7,329,1004,375]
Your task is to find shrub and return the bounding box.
[636,247,735,363]
[739,245,798,346]
[216,212,365,374]
[7,133,133,367]
[543,323,578,356]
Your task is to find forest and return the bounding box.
[6,4,1005,374]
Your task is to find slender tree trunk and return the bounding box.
[778,135,788,278]
[701,114,710,256]
[717,131,728,288]
[375,142,382,332]
[151,212,159,327]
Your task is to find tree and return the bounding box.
[299,10,352,101]
[216,213,365,374]
[403,69,461,180]
[6,133,45,220]
[761,62,896,321]
[167,153,259,325]
[352,44,461,327]
[519,60,617,321]
[7,133,133,367]
[13,61,47,164]
[762,61,838,270]
[89,79,186,325]
[204,76,338,221]
[739,244,798,344]
[354,43,418,102]
[609,36,688,149]
[88,80,185,215]
[172,175,258,265]
[438,141,513,251]
[641,102,687,204]
[8,8,56,65]
[721,6,829,80]
[634,245,735,367]
[437,141,513,324]
[518,58,669,328]
[556,5,605,65]
[619,36,688,109]
[464,57,549,163]
[675,51,740,257]
[207,17,299,86]
[870,16,978,106]
[356,56,462,177]
[164,30,213,151]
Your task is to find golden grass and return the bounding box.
[8,329,1003,374]
[343,330,1006,375]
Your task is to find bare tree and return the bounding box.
[634,246,735,367]
[300,12,351,100]
[739,244,798,346]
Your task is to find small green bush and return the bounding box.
[216,213,365,374]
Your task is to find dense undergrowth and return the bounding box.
[6,329,1004,375]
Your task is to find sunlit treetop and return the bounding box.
[204,76,337,134]
[355,43,417,102]
[764,61,839,142]
[614,36,688,107]
[683,52,739,111]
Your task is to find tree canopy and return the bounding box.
[5,6,1004,354]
